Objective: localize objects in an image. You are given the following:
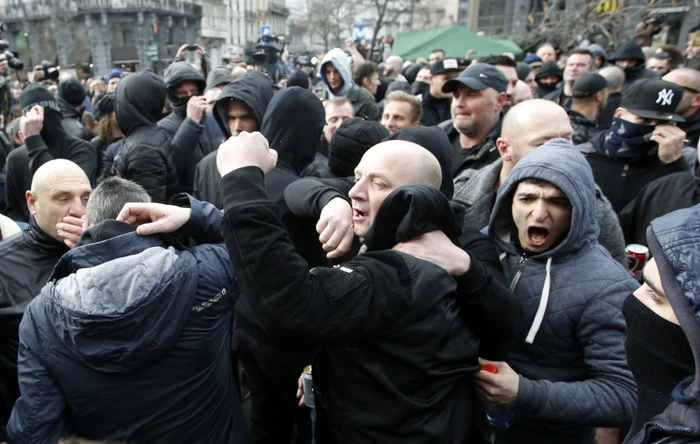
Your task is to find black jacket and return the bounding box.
[619,168,700,247]
[421,92,451,126]
[0,218,68,440]
[597,91,621,130]
[194,72,274,208]
[609,41,660,91]
[96,138,125,183]
[113,71,178,203]
[3,111,97,222]
[222,168,482,443]
[57,96,88,141]
[578,131,690,213]
[441,118,502,176]
[568,109,600,145]
[680,109,700,149]
[90,136,122,183]
[158,62,224,195]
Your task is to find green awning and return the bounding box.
[393,26,524,61]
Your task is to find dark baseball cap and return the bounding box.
[442,63,507,94]
[572,73,611,98]
[430,58,462,76]
[621,79,685,123]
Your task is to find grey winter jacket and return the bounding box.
[317,48,379,121]
[453,157,627,264]
[485,139,639,444]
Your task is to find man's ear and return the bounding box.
[495,92,507,113]
[614,107,623,118]
[595,90,605,103]
[25,190,38,217]
[496,137,512,161]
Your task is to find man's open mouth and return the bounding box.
[527,226,549,247]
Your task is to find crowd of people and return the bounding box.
[0,24,700,444]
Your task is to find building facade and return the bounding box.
[0,0,201,76]
[195,0,228,68]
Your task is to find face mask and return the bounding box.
[169,94,191,119]
[603,116,658,159]
[535,83,558,96]
[623,295,694,412]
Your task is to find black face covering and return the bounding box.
[169,95,190,119]
[623,294,695,436]
[535,83,558,97]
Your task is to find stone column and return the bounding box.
[136,11,151,71]
[51,17,74,66]
[85,13,113,76]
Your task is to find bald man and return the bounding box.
[118,131,493,442]
[513,80,532,105]
[664,68,700,147]
[0,159,91,440]
[536,43,557,63]
[453,99,626,263]
[597,66,626,129]
[384,55,408,82]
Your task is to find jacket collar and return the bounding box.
[23,216,70,257]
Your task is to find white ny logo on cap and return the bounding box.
[656,89,674,106]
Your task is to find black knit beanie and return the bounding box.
[535,61,563,81]
[57,78,87,107]
[20,84,61,114]
[94,94,115,121]
[329,118,389,177]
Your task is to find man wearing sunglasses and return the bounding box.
[664,68,700,148]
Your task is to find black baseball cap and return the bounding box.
[621,79,685,123]
[430,58,462,76]
[442,63,507,94]
[572,73,611,98]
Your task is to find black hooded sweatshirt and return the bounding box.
[609,41,660,90]
[4,88,97,222]
[157,62,225,195]
[113,71,178,203]
[57,96,89,141]
[0,217,68,439]
[193,71,274,208]
[284,126,520,360]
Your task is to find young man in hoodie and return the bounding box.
[317,48,379,121]
[56,78,89,141]
[534,61,563,99]
[478,140,639,444]
[6,177,250,444]
[4,85,97,221]
[624,204,700,444]
[193,71,274,209]
[158,62,225,194]
[663,68,700,148]
[609,40,660,91]
[577,78,693,213]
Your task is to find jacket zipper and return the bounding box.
[621,163,629,181]
[509,254,528,292]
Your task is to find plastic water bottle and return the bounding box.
[481,364,516,428]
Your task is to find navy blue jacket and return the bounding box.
[6,209,249,444]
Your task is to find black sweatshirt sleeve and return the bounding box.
[458,229,521,361]
[283,176,353,219]
[25,136,97,183]
[221,167,418,343]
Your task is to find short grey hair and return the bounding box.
[86,177,151,224]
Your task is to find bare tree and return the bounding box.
[307,0,356,50]
[365,0,412,54]
[411,0,455,32]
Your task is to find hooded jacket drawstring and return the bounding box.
[525,257,553,344]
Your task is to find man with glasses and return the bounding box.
[663,68,700,147]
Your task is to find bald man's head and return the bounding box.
[26,159,92,243]
[663,68,700,117]
[598,66,625,93]
[348,140,442,237]
[499,99,573,167]
[513,80,532,105]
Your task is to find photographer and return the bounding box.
[0,52,9,122]
[174,43,210,79]
[635,12,664,48]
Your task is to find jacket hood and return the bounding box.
[206,68,234,90]
[328,117,389,177]
[261,86,325,174]
[43,220,199,373]
[214,71,274,137]
[320,48,353,97]
[163,62,206,94]
[386,126,455,199]
[488,138,599,259]
[115,71,167,136]
[57,96,82,120]
[587,43,607,63]
[610,40,646,63]
[287,70,310,89]
[364,185,462,251]
[647,204,700,402]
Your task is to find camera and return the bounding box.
[41,60,60,81]
[0,22,24,71]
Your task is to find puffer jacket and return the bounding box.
[193,71,274,208]
[113,71,178,203]
[627,204,700,444]
[568,109,600,145]
[485,139,639,444]
[57,96,88,141]
[453,157,627,264]
[6,217,249,444]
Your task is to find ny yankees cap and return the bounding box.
[621,79,685,123]
[442,63,507,94]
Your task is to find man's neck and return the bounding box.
[459,127,492,150]
[498,161,512,191]
[572,102,597,122]
[683,106,700,119]
[563,80,574,97]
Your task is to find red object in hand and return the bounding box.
[481,364,498,374]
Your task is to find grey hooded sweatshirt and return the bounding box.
[485,139,639,444]
[318,48,379,120]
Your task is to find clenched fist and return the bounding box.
[216,131,278,177]
[20,105,44,138]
